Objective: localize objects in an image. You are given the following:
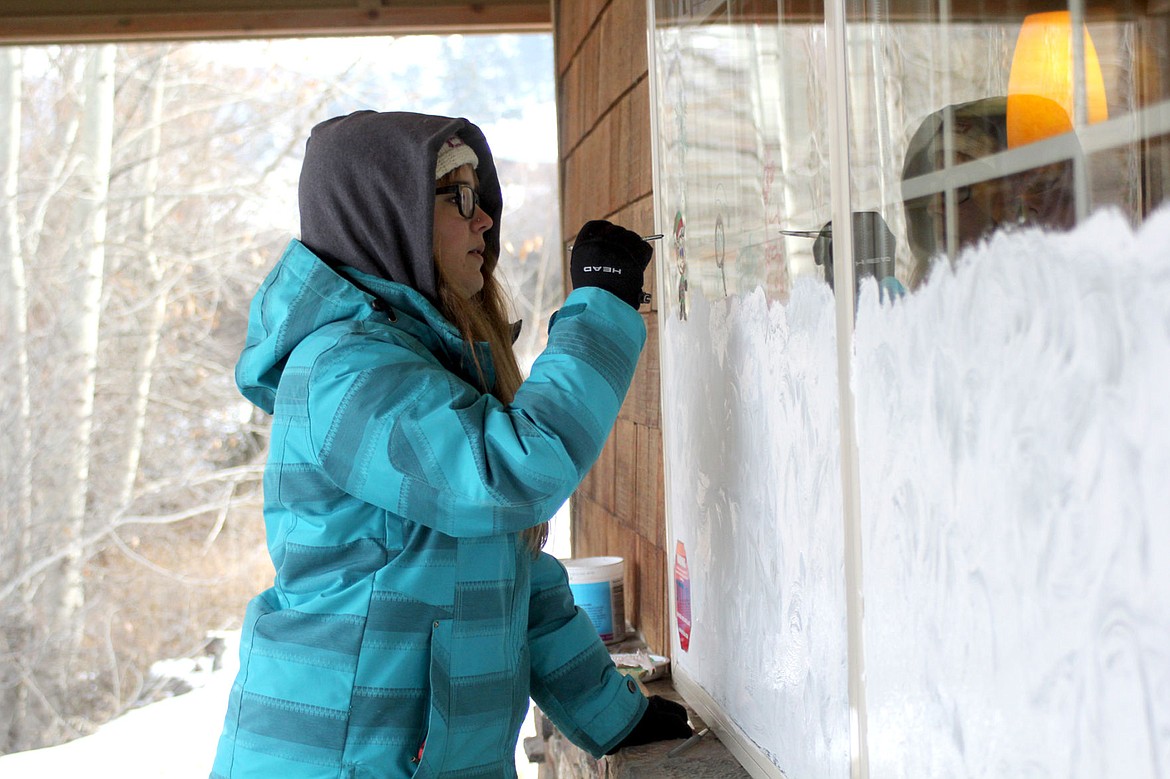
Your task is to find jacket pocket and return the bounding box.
[410,619,452,778]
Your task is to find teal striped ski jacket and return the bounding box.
[211,240,648,778]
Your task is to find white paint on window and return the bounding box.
[661,206,1170,776]
[662,279,851,777]
[853,207,1170,776]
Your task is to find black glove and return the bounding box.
[570,219,653,310]
[606,694,693,754]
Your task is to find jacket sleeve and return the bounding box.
[526,552,647,757]
[300,286,646,537]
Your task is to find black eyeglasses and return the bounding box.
[435,183,481,220]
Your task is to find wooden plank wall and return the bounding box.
[553,0,669,657]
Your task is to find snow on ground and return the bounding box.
[0,630,540,778]
[0,507,570,778]
[0,634,239,778]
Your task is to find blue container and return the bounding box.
[563,556,626,643]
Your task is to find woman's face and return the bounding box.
[433,164,492,299]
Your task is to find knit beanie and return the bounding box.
[435,135,479,180]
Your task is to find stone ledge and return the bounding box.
[526,680,751,779]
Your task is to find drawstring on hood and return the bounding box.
[297,110,503,307]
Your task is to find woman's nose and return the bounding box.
[472,206,493,232]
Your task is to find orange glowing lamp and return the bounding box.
[1007,11,1108,148]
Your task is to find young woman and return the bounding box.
[210,111,690,779]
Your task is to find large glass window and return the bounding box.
[651,0,1170,776]
[848,3,1170,776]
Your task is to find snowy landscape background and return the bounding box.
[0,33,560,771]
[0,509,569,777]
[0,630,537,777]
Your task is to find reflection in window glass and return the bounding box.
[653,2,832,310]
[845,9,1169,291]
[900,97,1079,288]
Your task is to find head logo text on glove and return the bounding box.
[569,219,654,310]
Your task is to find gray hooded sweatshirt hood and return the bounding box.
[297,110,503,306]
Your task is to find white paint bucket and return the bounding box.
[562,556,626,643]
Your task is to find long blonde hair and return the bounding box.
[435,168,548,556]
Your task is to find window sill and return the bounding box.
[525,679,751,779]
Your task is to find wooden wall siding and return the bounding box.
[554,0,669,657]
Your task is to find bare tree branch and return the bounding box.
[0,467,263,606]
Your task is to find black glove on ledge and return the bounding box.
[607,694,693,754]
[569,219,654,310]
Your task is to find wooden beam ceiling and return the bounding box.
[0,0,551,44]
[1,0,1159,45]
